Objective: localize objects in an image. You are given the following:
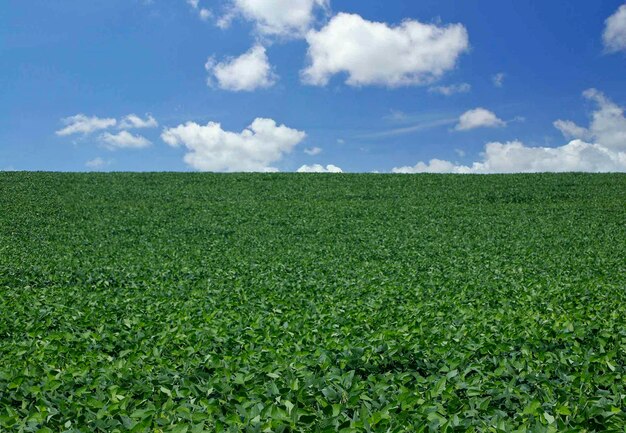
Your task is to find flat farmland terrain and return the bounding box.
[1,173,625,432]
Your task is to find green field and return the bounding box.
[1,173,625,433]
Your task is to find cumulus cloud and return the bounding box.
[455,108,505,131]
[297,164,343,173]
[392,141,626,174]
[393,159,464,174]
[119,114,158,129]
[56,114,116,136]
[394,89,626,174]
[554,89,626,152]
[304,146,322,156]
[492,73,505,87]
[100,131,152,150]
[429,83,471,96]
[603,4,626,53]
[222,0,329,37]
[301,13,469,87]
[206,45,277,91]
[162,118,306,172]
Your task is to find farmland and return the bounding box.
[1,172,625,432]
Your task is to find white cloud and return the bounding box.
[162,118,306,172]
[553,120,592,141]
[554,89,626,152]
[393,140,626,174]
[100,131,152,150]
[604,4,626,53]
[393,159,465,174]
[297,164,343,173]
[429,83,471,96]
[119,114,158,129]
[57,113,159,137]
[301,13,469,87]
[455,108,505,131]
[216,10,236,29]
[394,89,626,174]
[304,146,322,156]
[186,0,211,21]
[206,45,277,91]
[56,114,116,136]
[85,157,110,169]
[199,8,211,21]
[492,72,505,87]
[223,0,329,37]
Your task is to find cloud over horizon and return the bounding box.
[393,140,626,174]
[161,118,306,172]
[297,163,343,173]
[394,89,626,174]
[85,157,110,169]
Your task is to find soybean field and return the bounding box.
[1,172,625,433]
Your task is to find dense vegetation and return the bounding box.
[1,172,625,432]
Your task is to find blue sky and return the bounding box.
[1,0,625,173]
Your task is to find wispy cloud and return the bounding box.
[304,147,322,156]
[428,83,471,96]
[186,0,211,21]
[85,157,112,169]
[100,131,152,150]
[56,114,116,136]
[119,114,158,129]
[492,73,505,87]
[360,117,457,139]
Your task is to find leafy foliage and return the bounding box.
[0,172,625,432]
